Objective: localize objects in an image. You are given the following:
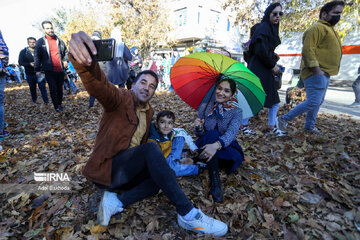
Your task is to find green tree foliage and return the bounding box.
[59,6,114,44]
[222,0,359,38]
[39,0,173,56]
[31,1,114,45]
[107,0,174,55]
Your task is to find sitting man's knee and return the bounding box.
[144,142,162,153]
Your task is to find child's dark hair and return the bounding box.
[156,110,175,123]
[217,78,237,95]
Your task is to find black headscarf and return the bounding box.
[261,2,282,46]
[251,2,282,48]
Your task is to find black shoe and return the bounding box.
[209,170,224,203]
[196,162,207,174]
[55,106,63,113]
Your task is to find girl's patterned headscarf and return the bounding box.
[208,97,238,119]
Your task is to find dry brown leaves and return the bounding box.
[0,82,359,239]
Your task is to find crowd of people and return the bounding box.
[0,0,352,236]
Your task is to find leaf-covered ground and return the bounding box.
[0,82,359,240]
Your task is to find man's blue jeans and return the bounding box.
[0,76,5,134]
[26,75,49,104]
[282,74,330,130]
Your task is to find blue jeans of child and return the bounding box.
[166,137,198,177]
[0,76,5,134]
[109,142,194,216]
[282,74,330,130]
[26,75,49,104]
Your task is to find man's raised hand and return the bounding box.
[68,31,97,66]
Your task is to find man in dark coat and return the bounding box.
[18,37,49,105]
[34,21,68,112]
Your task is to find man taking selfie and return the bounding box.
[68,31,228,237]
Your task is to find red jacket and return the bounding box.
[69,54,154,186]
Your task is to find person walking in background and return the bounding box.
[276,1,344,135]
[88,31,107,108]
[127,46,142,89]
[64,61,79,95]
[171,49,180,66]
[130,46,142,75]
[0,30,10,145]
[106,27,132,88]
[244,3,284,135]
[5,65,21,83]
[161,53,171,90]
[18,37,49,105]
[34,21,68,113]
[348,65,360,108]
[13,64,22,83]
[168,49,180,91]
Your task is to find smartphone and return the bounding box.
[89,39,115,61]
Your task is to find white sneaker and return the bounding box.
[276,117,288,132]
[273,128,287,136]
[97,191,123,226]
[177,209,228,236]
[240,126,256,135]
[304,127,321,134]
[348,102,360,108]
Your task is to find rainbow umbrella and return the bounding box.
[170,52,265,119]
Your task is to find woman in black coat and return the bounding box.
[245,3,283,134]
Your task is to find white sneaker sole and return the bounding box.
[177,215,228,237]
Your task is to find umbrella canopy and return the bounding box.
[170,52,265,119]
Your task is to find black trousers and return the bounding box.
[107,142,194,216]
[26,74,49,104]
[45,71,64,110]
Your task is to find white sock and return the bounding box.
[182,208,199,221]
